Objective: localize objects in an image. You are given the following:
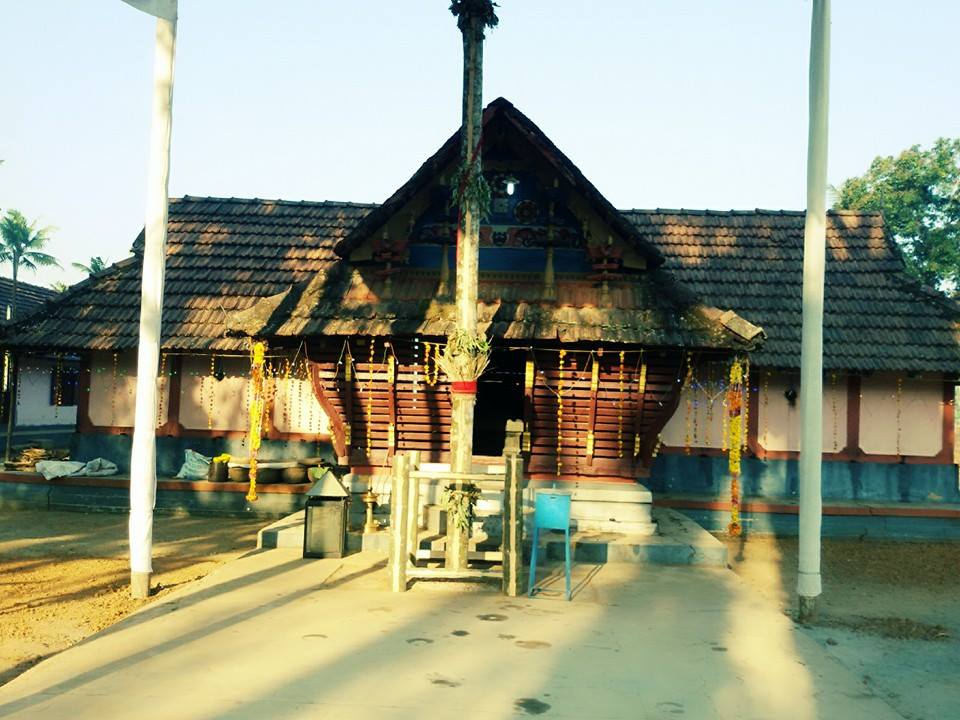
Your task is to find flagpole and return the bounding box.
[798,0,830,622]
[129,3,177,599]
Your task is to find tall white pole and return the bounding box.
[798,0,830,621]
[129,6,177,599]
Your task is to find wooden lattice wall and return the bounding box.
[307,338,689,479]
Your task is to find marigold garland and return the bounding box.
[246,340,267,502]
[423,341,440,386]
[727,357,745,536]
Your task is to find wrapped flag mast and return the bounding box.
[122,0,177,599]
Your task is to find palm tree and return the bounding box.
[50,281,69,293]
[0,210,61,322]
[72,256,107,275]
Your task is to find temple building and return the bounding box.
[2,99,958,518]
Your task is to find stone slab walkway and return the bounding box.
[0,550,903,720]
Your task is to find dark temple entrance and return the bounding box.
[472,348,525,456]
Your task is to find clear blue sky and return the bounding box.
[2,1,959,288]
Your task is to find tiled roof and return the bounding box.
[231,265,761,350]
[3,197,374,351]
[0,277,58,325]
[624,209,960,372]
[4,202,957,372]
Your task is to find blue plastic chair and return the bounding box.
[528,491,572,601]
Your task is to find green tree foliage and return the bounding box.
[72,256,107,275]
[50,281,69,293]
[0,210,61,322]
[833,138,960,292]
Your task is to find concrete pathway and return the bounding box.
[0,550,903,720]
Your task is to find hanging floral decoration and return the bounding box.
[206,354,216,430]
[246,340,267,502]
[342,345,353,447]
[683,355,694,455]
[440,483,481,533]
[110,352,119,426]
[617,350,625,458]
[741,359,750,451]
[557,348,566,476]
[633,354,647,457]
[726,357,745,537]
[157,353,167,426]
[366,338,376,457]
[423,341,441,387]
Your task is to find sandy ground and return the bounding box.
[0,510,264,687]
[722,535,960,720]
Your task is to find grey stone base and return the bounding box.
[257,506,726,567]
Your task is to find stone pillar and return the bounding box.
[389,453,410,592]
[502,427,524,597]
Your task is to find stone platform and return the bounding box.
[258,506,726,567]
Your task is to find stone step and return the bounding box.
[257,510,306,549]
[536,508,726,566]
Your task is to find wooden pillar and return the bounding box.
[843,374,862,457]
[342,347,354,461]
[308,361,349,463]
[389,452,411,592]
[157,354,183,436]
[747,370,761,457]
[502,435,524,598]
[76,354,95,433]
[3,351,18,464]
[406,450,421,561]
[522,353,534,454]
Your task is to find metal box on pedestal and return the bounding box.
[302,469,350,559]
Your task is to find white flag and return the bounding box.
[121,0,177,21]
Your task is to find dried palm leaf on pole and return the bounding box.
[445,0,498,571]
[798,0,831,622]
[122,0,177,599]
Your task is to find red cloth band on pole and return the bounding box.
[450,380,478,394]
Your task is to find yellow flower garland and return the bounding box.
[727,358,744,536]
[246,340,267,502]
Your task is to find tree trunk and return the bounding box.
[10,260,18,324]
[446,14,485,571]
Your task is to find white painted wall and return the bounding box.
[859,374,943,457]
[88,351,165,428]
[756,371,847,453]
[77,352,329,436]
[660,364,731,449]
[662,367,945,458]
[15,357,78,426]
